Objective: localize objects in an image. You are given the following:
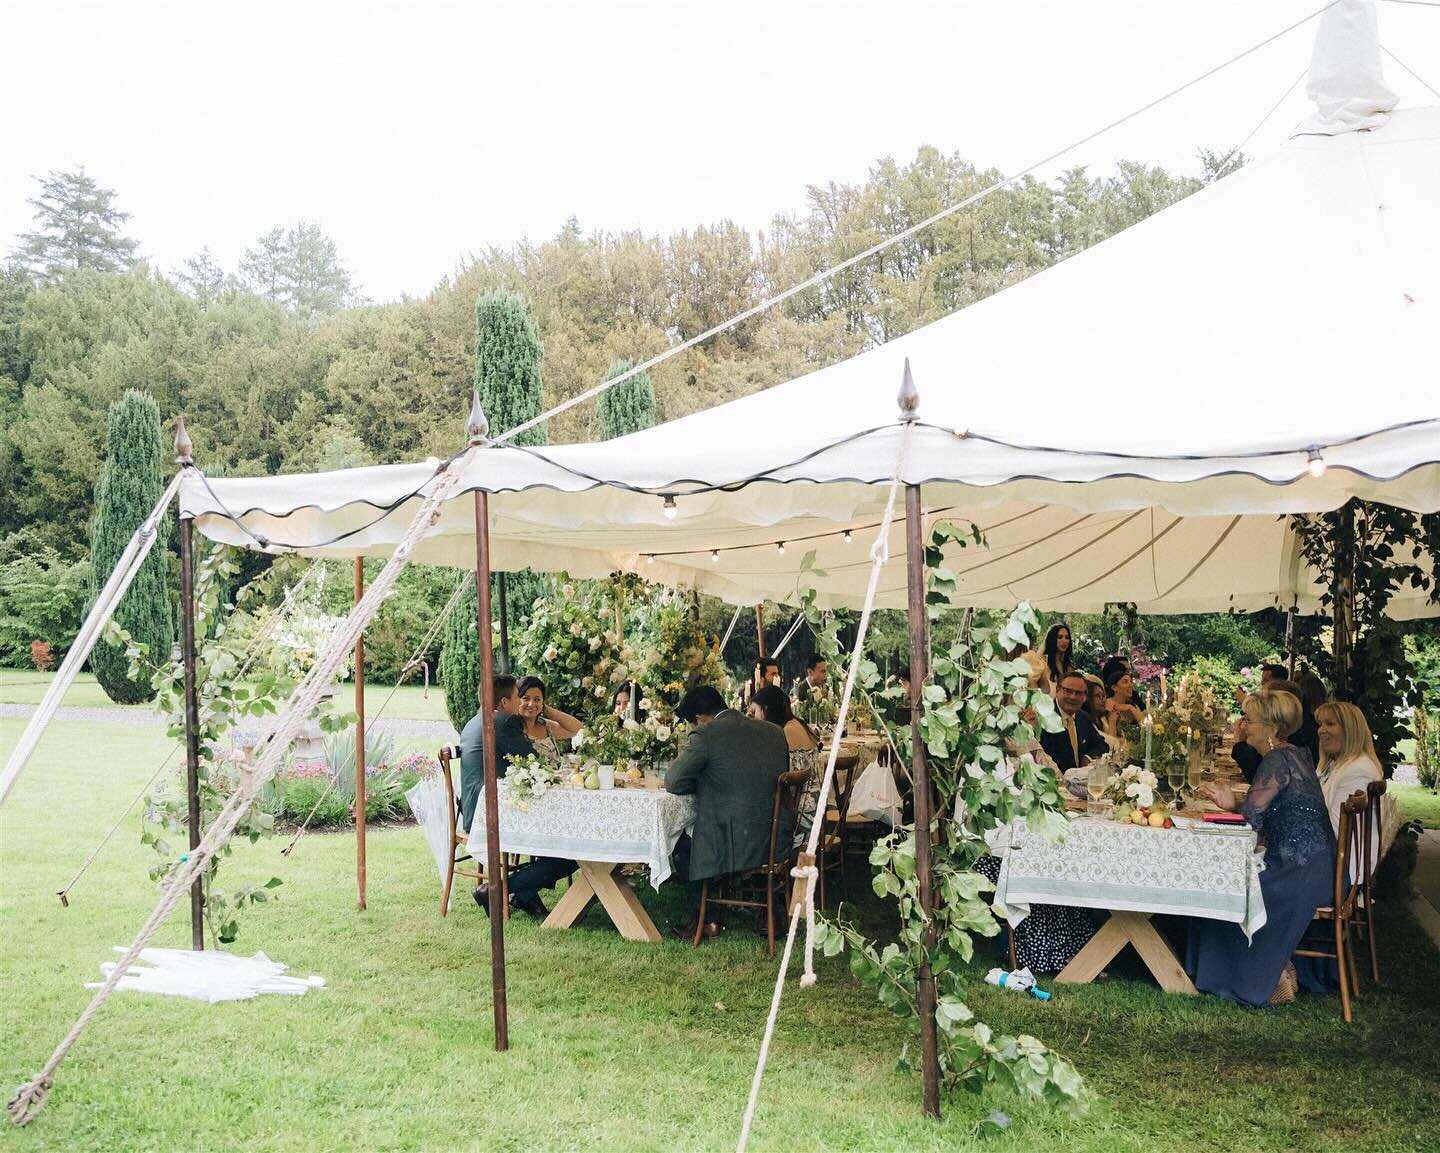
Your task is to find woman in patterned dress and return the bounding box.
[748,685,822,841]
[517,675,582,765]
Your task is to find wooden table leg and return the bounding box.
[1055,910,1197,996]
[542,860,662,944]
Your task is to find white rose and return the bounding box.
[589,636,601,652]
[1125,783,1142,798]
[623,718,640,731]
[655,725,671,742]
[621,647,636,662]
[571,730,587,750]
[562,584,575,598]
[569,621,582,636]
[1137,786,1154,808]
[595,685,607,698]
[639,698,653,712]
[543,646,559,662]
[605,631,618,646]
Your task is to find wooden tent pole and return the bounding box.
[174,418,204,949]
[906,483,941,1118]
[470,394,509,1051]
[354,557,367,911]
[754,604,766,657]
[897,364,940,1118]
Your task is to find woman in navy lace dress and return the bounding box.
[1186,689,1335,1006]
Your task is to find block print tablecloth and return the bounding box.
[466,785,696,889]
[995,816,1267,941]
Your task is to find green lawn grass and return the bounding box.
[2,719,1439,1152]
[1393,782,1440,828]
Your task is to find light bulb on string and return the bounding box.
[1306,448,1326,479]
[777,541,786,555]
[711,549,720,563]
[661,494,678,519]
[646,554,656,565]
[843,530,853,543]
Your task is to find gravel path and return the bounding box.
[0,702,456,741]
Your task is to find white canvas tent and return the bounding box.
[179,94,1440,613]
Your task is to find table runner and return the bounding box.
[995,816,1267,940]
[466,785,696,889]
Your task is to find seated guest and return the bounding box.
[795,655,828,703]
[667,685,789,939]
[459,675,531,830]
[1102,666,1145,733]
[1232,678,1318,782]
[1187,689,1335,1005]
[1041,672,1109,777]
[749,684,821,839]
[1314,700,1383,876]
[1235,661,1288,707]
[611,680,644,720]
[1042,623,1074,695]
[1099,655,1131,683]
[464,677,576,919]
[1295,667,1328,717]
[517,675,582,761]
[739,657,782,711]
[1083,673,1108,731]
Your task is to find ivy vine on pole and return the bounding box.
[795,524,1088,1115]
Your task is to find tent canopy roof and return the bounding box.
[181,102,1440,616]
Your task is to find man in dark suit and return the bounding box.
[1231,678,1318,781]
[1041,672,1109,773]
[464,675,575,918]
[794,656,828,703]
[667,684,789,940]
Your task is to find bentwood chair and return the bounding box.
[817,752,860,907]
[1354,779,1388,984]
[1294,792,1366,1022]
[436,745,513,918]
[693,769,811,957]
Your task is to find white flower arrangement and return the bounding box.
[1104,766,1159,811]
[502,753,562,810]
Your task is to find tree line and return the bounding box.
[0,146,1239,673]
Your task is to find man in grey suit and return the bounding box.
[666,684,789,940]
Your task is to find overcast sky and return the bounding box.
[3,0,1438,302]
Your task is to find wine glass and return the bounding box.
[1166,764,1185,808]
[1086,761,1111,816]
[1185,755,1204,809]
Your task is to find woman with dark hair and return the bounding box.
[749,684,821,840]
[1042,624,1074,692]
[1102,666,1145,734]
[517,675,582,762]
[611,680,647,721]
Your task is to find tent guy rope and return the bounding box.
[735,411,912,1153]
[0,470,185,808]
[7,446,476,1127]
[491,1,1342,448]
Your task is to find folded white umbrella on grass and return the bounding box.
[86,947,325,1003]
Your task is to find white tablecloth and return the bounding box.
[994,815,1268,941]
[466,784,696,890]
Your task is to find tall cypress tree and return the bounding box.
[597,358,656,440]
[441,290,546,727]
[89,390,173,703]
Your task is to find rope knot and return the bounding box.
[7,1075,53,1126]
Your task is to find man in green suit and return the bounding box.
[667,684,789,939]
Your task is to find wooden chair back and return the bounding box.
[1332,792,1366,920]
[767,768,814,872]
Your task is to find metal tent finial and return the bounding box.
[897,359,919,422]
[173,416,194,465]
[467,391,491,445]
